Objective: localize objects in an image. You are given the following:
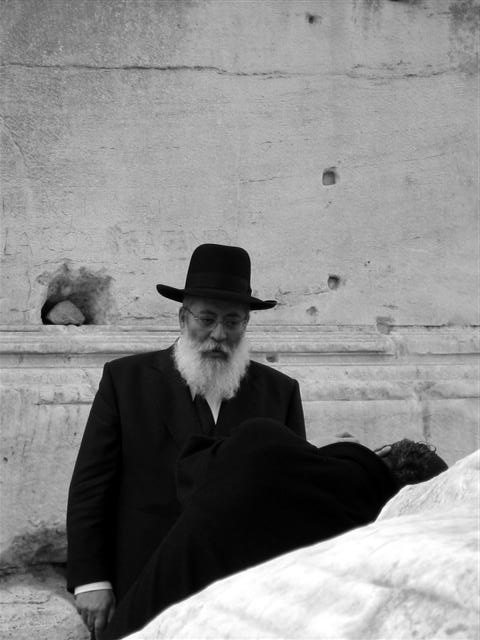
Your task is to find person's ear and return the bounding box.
[179,306,186,329]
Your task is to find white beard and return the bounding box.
[174,332,250,403]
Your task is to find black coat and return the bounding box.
[66,346,305,598]
[102,419,398,640]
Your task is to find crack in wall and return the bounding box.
[1,61,291,77]
[1,61,462,79]
[346,65,462,80]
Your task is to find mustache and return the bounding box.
[197,339,232,355]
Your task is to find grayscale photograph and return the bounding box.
[0,1,479,639]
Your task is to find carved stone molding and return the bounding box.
[1,325,478,364]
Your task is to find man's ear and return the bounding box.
[179,306,186,328]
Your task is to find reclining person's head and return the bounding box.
[382,439,448,488]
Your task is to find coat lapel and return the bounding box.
[149,347,203,448]
[215,363,260,437]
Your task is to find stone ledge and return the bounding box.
[0,324,392,355]
[0,325,478,360]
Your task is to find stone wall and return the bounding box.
[1,0,478,326]
[1,0,479,573]
[1,323,478,572]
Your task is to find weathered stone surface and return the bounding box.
[305,398,425,448]
[0,380,90,571]
[46,301,85,326]
[1,0,478,326]
[378,449,480,519]
[125,451,479,640]
[0,567,88,640]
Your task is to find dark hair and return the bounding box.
[385,439,448,488]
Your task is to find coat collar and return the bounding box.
[215,362,260,436]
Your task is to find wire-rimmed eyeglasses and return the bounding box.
[183,306,248,332]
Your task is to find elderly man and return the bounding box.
[102,420,448,640]
[66,244,305,636]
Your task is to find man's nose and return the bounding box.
[210,321,227,341]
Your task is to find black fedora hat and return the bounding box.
[156,244,277,311]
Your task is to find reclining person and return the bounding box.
[101,418,448,640]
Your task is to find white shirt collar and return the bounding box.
[188,387,222,424]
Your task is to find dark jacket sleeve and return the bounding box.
[66,362,121,592]
[285,379,306,439]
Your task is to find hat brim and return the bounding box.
[156,284,277,311]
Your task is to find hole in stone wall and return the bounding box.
[266,353,279,363]
[40,264,114,325]
[322,168,337,186]
[327,275,341,290]
[376,316,394,335]
[306,13,321,24]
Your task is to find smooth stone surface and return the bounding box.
[1,0,478,326]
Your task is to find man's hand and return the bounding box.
[75,589,115,636]
[374,444,392,458]
[333,434,392,458]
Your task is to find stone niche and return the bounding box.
[39,264,117,326]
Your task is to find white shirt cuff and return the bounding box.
[74,581,113,595]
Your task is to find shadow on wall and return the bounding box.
[39,264,116,325]
[0,526,67,572]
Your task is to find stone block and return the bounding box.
[304,398,424,451]
[379,449,480,519]
[1,1,478,327]
[0,377,91,570]
[0,568,88,640]
[423,398,480,464]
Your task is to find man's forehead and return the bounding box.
[187,297,248,316]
